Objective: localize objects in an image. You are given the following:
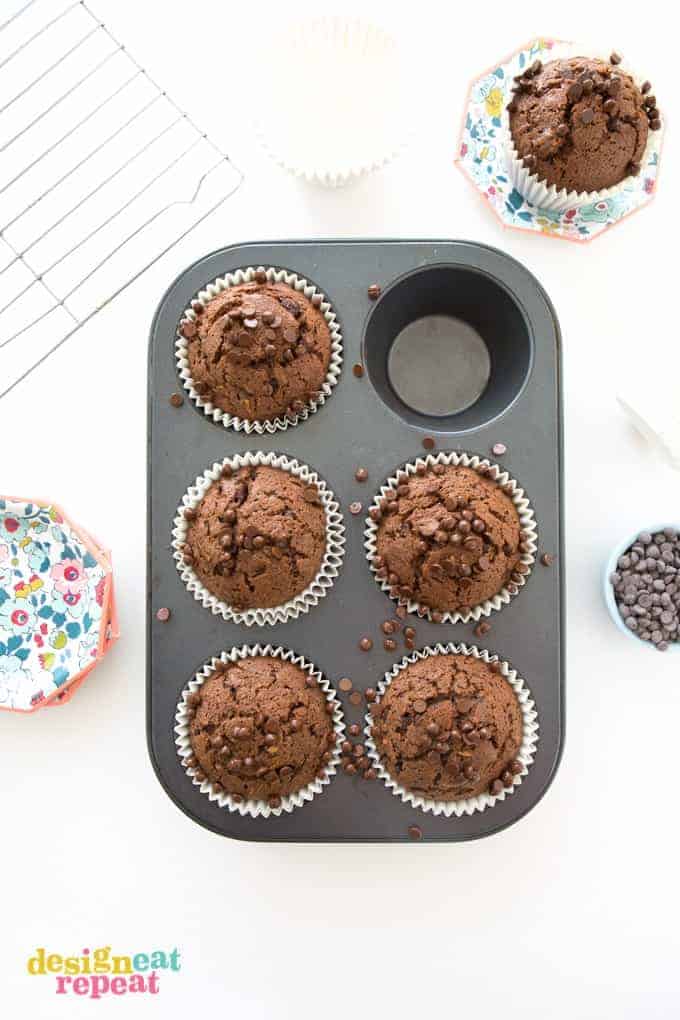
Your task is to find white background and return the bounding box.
[2,0,680,1017]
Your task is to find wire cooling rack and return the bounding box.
[0,0,243,400]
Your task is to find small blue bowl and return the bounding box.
[603,524,680,652]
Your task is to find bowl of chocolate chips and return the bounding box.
[605,526,680,652]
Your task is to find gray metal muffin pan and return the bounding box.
[147,239,564,843]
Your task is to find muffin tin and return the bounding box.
[147,239,565,842]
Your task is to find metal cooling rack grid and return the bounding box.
[0,0,244,400]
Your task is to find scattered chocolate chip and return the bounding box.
[352,363,364,378]
[607,75,621,95]
[365,688,377,703]
[422,437,435,450]
[580,107,595,125]
[355,467,368,483]
[339,677,353,693]
[349,691,363,706]
[609,51,622,65]
[349,501,363,515]
[383,638,397,652]
[541,552,554,567]
[407,825,422,840]
[348,723,361,737]
[156,607,171,622]
[367,283,381,300]
[650,118,661,131]
[641,80,652,94]
[359,637,373,652]
[169,392,184,407]
[474,621,491,638]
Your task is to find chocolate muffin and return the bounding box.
[186,655,337,805]
[370,653,524,801]
[184,464,326,611]
[182,277,332,422]
[372,463,526,616]
[507,55,659,194]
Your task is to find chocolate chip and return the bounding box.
[352,363,364,378]
[355,467,368,482]
[522,153,537,170]
[641,80,652,94]
[365,688,377,703]
[629,162,641,176]
[383,638,397,652]
[607,75,621,95]
[650,118,661,131]
[339,678,353,693]
[568,82,583,102]
[422,437,436,450]
[407,825,422,840]
[156,607,171,622]
[610,51,622,65]
[541,552,554,567]
[382,620,395,635]
[556,123,570,138]
[604,98,618,115]
[169,392,184,407]
[367,283,381,300]
[580,107,595,125]
[349,501,362,515]
[254,268,267,283]
[359,637,373,652]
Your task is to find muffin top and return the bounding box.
[371,654,523,801]
[183,464,326,611]
[373,464,525,616]
[186,655,336,805]
[508,56,656,194]
[182,278,332,422]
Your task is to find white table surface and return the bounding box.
[2,0,679,1017]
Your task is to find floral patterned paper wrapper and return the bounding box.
[175,266,343,434]
[175,644,345,819]
[501,41,662,213]
[0,497,117,713]
[364,642,539,818]
[172,452,345,627]
[364,452,537,624]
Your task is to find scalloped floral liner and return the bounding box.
[502,42,662,212]
[175,644,345,819]
[364,642,539,818]
[364,451,537,624]
[175,266,343,434]
[172,451,345,626]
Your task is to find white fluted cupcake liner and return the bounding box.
[252,17,413,187]
[172,452,345,626]
[502,42,663,212]
[175,266,343,433]
[364,451,537,624]
[365,642,539,818]
[175,644,345,819]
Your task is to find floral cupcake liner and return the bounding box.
[172,451,345,627]
[502,41,662,213]
[364,642,539,818]
[0,496,117,713]
[364,451,537,624]
[175,266,343,433]
[175,644,345,819]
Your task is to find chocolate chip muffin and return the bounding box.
[372,463,527,616]
[507,55,660,194]
[183,464,326,611]
[181,276,332,422]
[185,655,337,806]
[370,653,524,801]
